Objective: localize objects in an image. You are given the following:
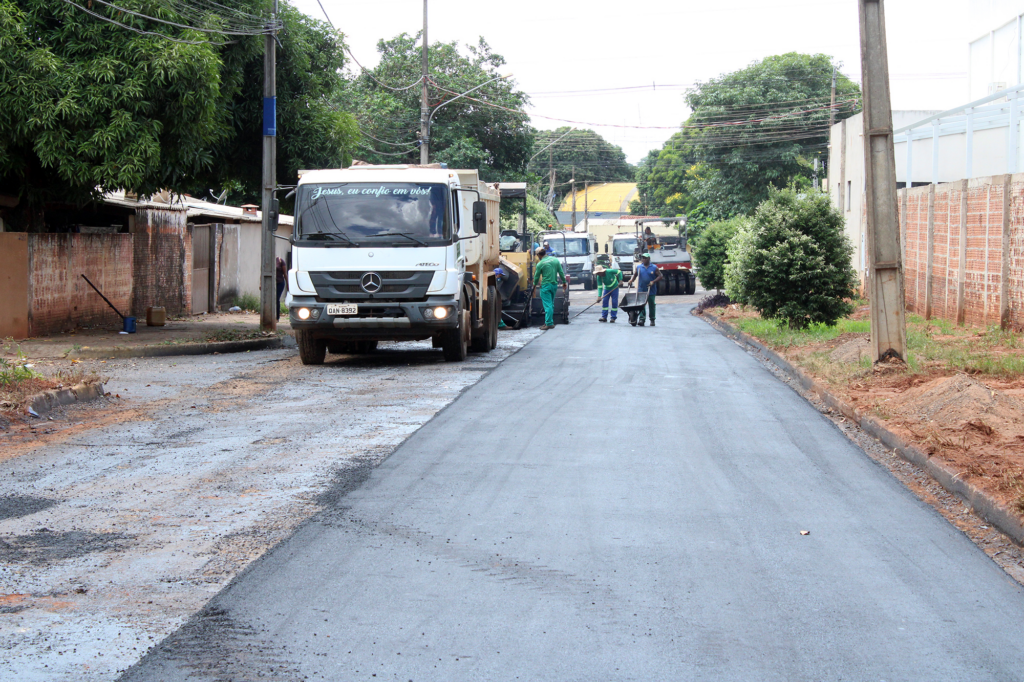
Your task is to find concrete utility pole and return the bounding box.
[570,168,576,229]
[859,0,906,362]
[419,0,429,164]
[548,148,555,211]
[259,0,278,332]
[584,181,589,233]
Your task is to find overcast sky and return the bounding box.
[292,0,1024,164]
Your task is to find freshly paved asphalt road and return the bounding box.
[122,302,1024,681]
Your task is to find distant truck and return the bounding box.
[285,164,501,364]
[537,230,598,290]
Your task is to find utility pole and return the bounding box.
[570,167,576,229]
[583,181,589,233]
[548,148,555,211]
[419,0,429,164]
[859,0,906,362]
[259,0,278,332]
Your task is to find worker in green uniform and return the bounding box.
[626,252,663,327]
[595,264,622,322]
[533,246,567,330]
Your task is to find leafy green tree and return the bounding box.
[347,34,531,181]
[0,0,227,228]
[743,188,857,328]
[0,0,358,226]
[684,53,860,216]
[529,127,633,208]
[189,3,359,203]
[500,192,559,232]
[691,216,746,292]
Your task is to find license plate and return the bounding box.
[326,304,358,316]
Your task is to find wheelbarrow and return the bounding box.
[619,288,649,326]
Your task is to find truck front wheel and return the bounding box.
[296,329,326,365]
[441,303,469,362]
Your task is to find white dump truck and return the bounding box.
[285,164,501,364]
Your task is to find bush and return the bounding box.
[724,219,758,305]
[691,216,746,292]
[743,188,857,329]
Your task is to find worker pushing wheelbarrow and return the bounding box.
[621,252,663,327]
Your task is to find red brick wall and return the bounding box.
[900,175,1024,330]
[28,234,134,336]
[132,208,191,317]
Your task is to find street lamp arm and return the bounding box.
[426,74,511,134]
[528,126,576,167]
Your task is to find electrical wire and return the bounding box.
[312,0,423,93]
[88,0,277,35]
[59,0,236,45]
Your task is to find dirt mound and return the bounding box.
[899,374,1024,426]
[830,338,869,364]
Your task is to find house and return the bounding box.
[0,192,292,339]
[555,182,638,228]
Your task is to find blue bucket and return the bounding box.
[123,316,137,334]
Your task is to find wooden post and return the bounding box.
[957,179,968,326]
[859,0,907,362]
[1001,173,1012,329]
[925,183,935,319]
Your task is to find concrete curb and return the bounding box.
[28,382,107,417]
[699,311,1024,547]
[67,336,289,360]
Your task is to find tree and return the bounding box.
[691,216,746,292]
[0,0,227,228]
[683,53,860,216]
[0,0,358,225]
[188,3,359,204]
[743,188,858,328]
[347,34,531,182]
[530,127,634,207]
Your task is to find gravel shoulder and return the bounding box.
[0,330,539,681]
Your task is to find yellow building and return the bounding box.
[555,182,637,228]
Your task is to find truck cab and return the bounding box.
[286,165,501,364]
[538,230,598,289]
[610,233,638,278]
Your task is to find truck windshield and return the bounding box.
[294,182,449,245]
[612,240,635,256]
[544,238,587,257]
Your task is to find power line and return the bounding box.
[59,0,236,45]
[312,0,423,93]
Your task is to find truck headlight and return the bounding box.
[433,306,449,319]
[297,307,311,320]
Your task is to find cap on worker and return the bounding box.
[642,252,651,258]
[594,265,606,274]
[494,267,505,277]
[535,246,546,255]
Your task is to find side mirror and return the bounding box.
[269,198,280,231]
[604,244,608,253]
[472,201,487,234]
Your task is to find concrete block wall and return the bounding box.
[28,234,133,335]
[902,174,1024,330]
[132,208,191,317]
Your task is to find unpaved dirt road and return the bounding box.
[0,331,539,681]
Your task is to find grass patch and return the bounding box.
[905,314,1024,377]
[232,293,260,312]
[732,317,870,349]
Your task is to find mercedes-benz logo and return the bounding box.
[360,272,382,293]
